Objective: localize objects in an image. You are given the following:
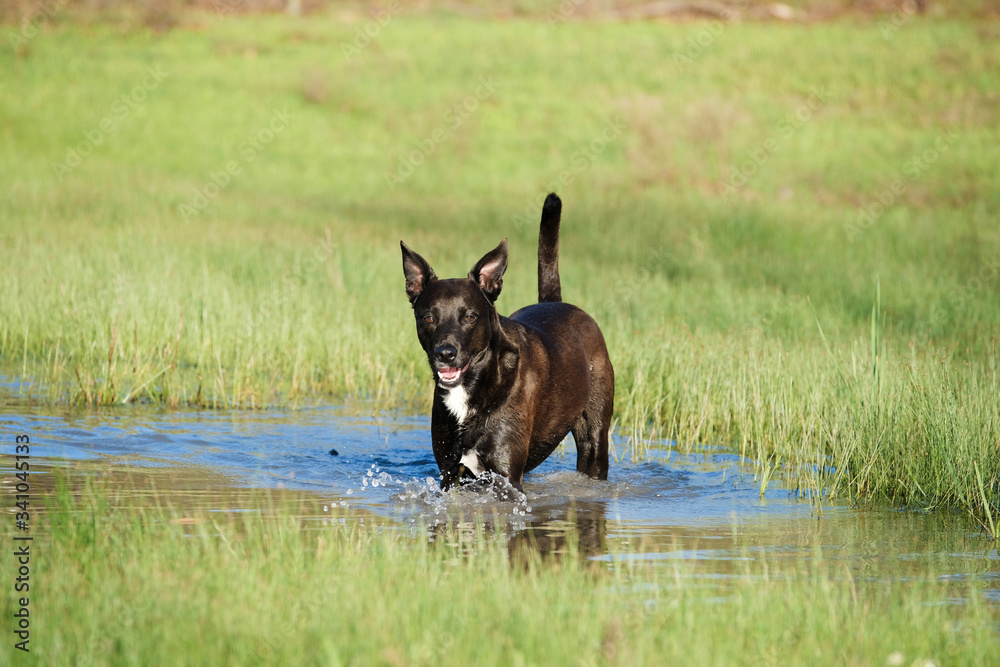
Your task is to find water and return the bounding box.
[1,403,815,522]
[2,402,998,605]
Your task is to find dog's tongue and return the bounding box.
[438,367,462,382]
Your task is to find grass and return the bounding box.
[0,14,998,529]
[2,470,996,666]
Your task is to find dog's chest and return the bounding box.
[442,385,471,424]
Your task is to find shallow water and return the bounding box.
[2,402,998,605]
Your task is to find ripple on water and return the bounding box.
[2,404,998,607]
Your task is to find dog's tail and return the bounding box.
[537,192,562,303]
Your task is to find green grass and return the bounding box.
[1,15,999,528]
[3,471,995,666]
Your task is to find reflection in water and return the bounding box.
[508,500,608,562]
[420,495,610,563]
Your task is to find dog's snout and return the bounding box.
[434,345,458,365]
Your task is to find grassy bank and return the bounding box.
[1,15,998,526]
[2,474,995,665]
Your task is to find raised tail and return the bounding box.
[537,192,562,303]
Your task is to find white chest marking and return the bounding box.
[443,385,470,424]
[459,449,485,476]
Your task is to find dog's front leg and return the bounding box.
[431,399,466,491]
[474,423,531,494]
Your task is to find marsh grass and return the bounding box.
[5,469,996,665]
[1,17,998,528]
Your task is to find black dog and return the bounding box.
[400,193,614,492]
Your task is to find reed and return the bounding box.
[1,15,997,528]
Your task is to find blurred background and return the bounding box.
[2,0,997,416]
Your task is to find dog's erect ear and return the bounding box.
[468,239,508,303]
[401,241,437,305]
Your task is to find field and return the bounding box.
[1,4,999,662]
[3,5,998,527]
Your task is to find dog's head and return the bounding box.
[400,239,508,388]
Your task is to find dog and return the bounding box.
[400,193,614,493]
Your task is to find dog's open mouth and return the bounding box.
[436,360,470,386]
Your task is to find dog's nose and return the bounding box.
[434,345,458,365]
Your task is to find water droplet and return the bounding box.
[323,505,328,512]
[346,489,353,495]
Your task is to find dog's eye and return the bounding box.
[463,314,477,324]
[422,314,435,324]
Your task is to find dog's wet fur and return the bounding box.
[400,193,614,492]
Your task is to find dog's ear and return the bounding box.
[401,241,437,305]
[468,239,508,303]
